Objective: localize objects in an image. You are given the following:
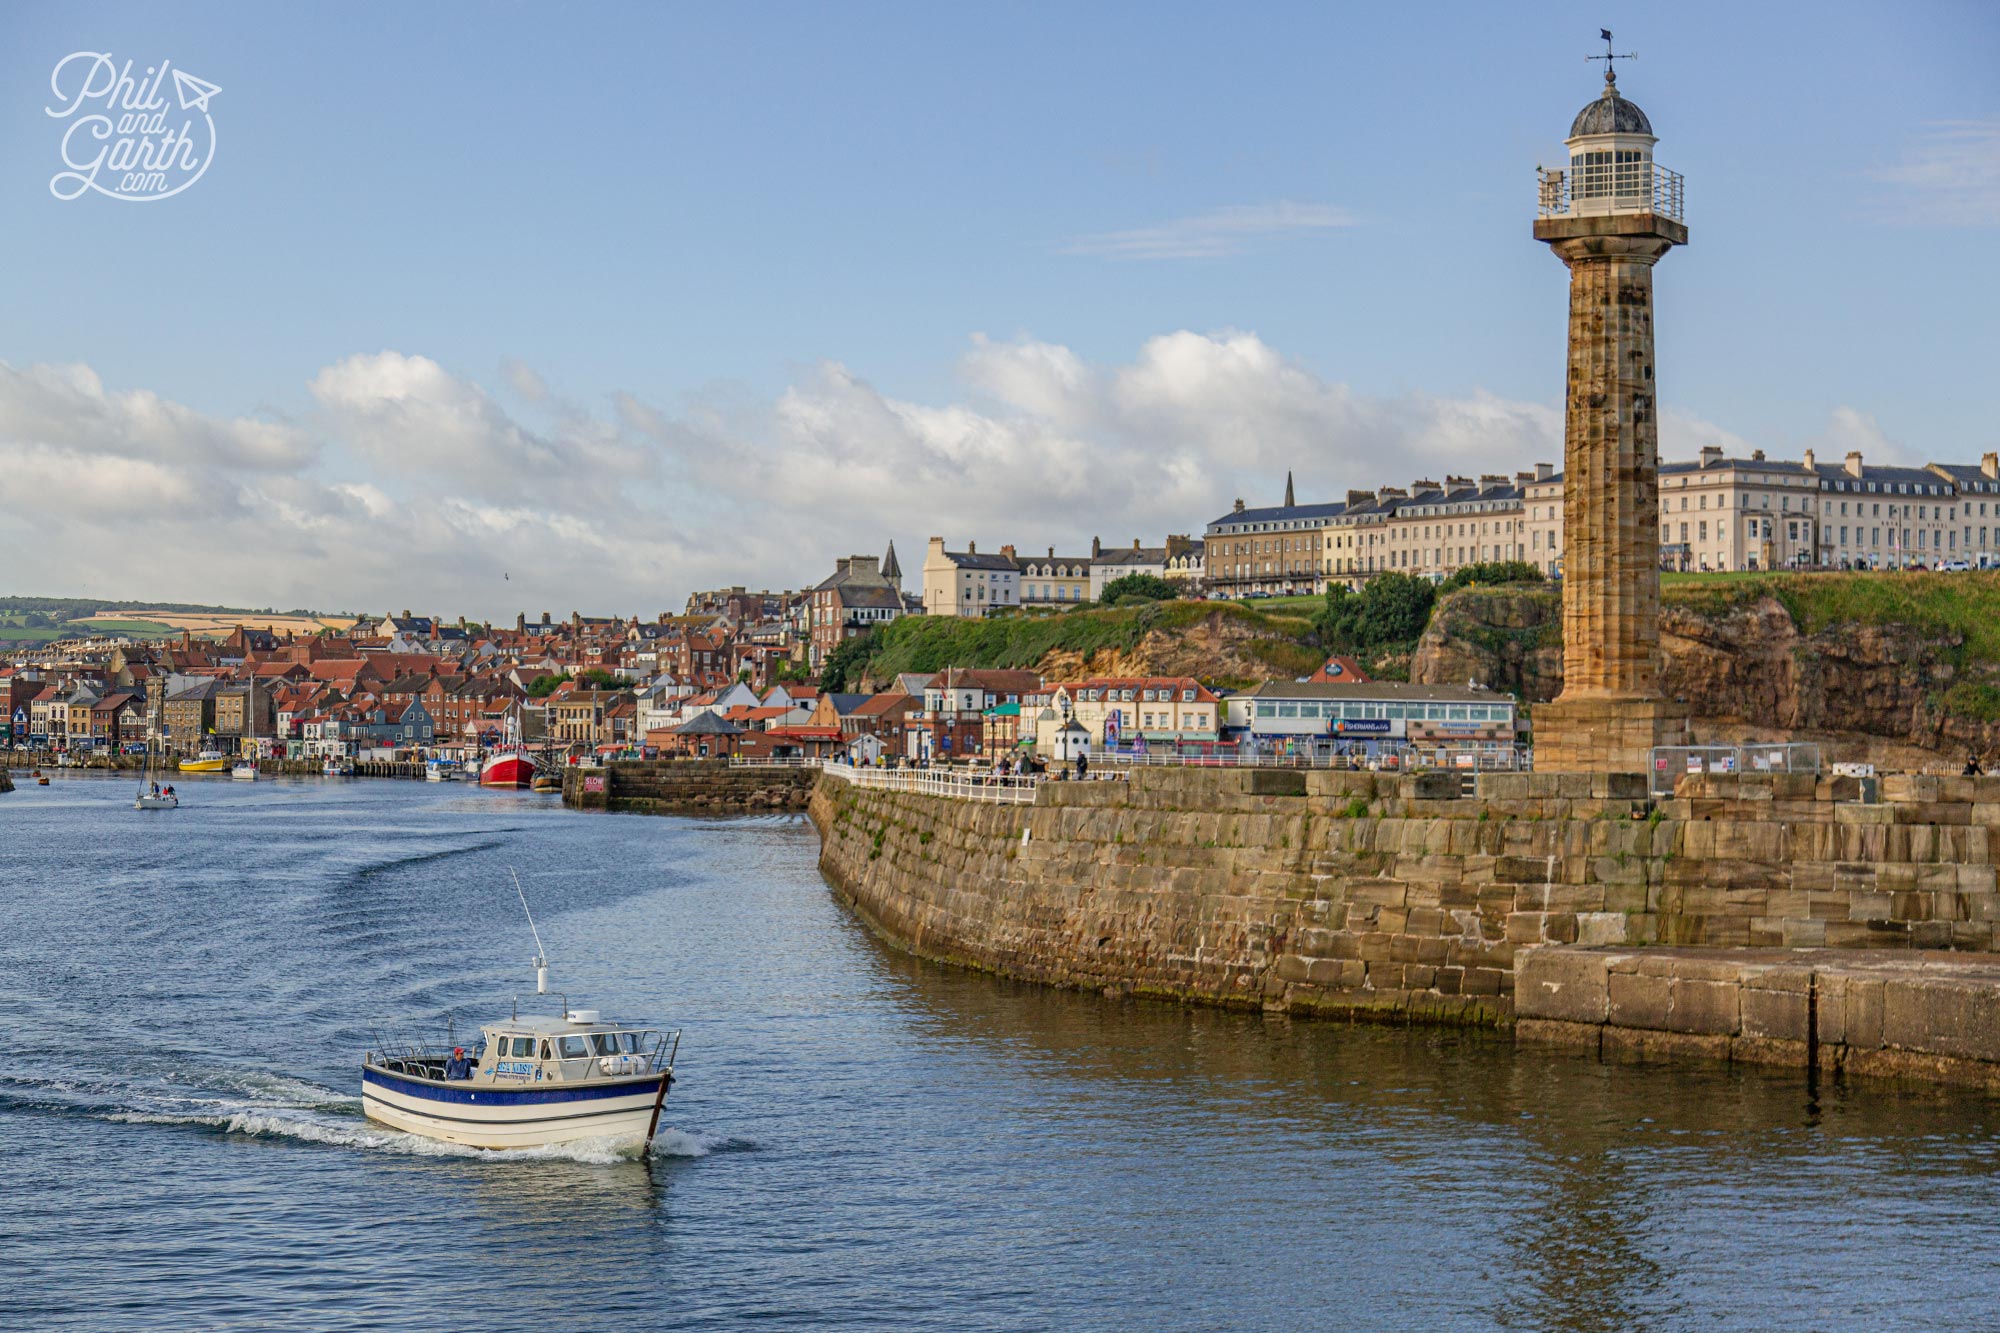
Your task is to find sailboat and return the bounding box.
[232,682,260,780]
[135,724,178,810]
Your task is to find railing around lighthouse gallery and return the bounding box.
[1536,162,1684,223]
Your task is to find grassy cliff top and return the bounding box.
[1662,570,2000,658]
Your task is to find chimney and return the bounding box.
[1131,538,1142,551]
[541,611,551,625]
[1750,449,1765,462]
[1845,451,1865,479]
[1347,489,1375,506]
[1446,475,1473,489]
[1700,446,1722,467]
[835,557,851,576]
[1232,498,1245,513]
[999,544,1017,561]
[1802,449,1816,471]
[402,609,411,620]
[967,540,976,555]
[1515,471,1535,487]
[1047,547,1055,558]
[1535,462,1555,481]
[1091,537,1102,557]
[1479,473,1507,487]
[1985,452,1999,480]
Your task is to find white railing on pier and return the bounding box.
[728,756,825,769]
[1647,743,1821,796]
[820,761,1041,805]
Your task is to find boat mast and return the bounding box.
[511,866,549,995]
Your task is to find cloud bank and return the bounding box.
[0,333,1863,619]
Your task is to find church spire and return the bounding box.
[1283,470,1296,508]
[881,539,902,585]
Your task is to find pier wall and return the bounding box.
[809,768,2000,1042]
[564,760,815,815]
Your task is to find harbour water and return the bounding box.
[5,775,2000,1330]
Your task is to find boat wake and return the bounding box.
[1,1068,736,1166]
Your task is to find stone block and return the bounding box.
[1409,771,1462,801]
[1741,985,1808,1042]
[1608,971,1672,1029]
[1667,977,1740,1036]
[1515,947,1613,1022]
[1882,979,2000,1064]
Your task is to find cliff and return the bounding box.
[1412,573,2000,761]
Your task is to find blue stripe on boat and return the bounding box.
[362,1066,661,1106]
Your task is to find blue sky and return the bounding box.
[0,2,1994,613]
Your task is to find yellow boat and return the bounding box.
[178,749,229,773]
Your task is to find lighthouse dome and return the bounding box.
[1570,81,1652,138]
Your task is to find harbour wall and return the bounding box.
[564,759,815,815]
[809,768,2000,1062]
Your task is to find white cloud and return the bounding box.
[4,332,1851,619]
[1062,201,1357,260]
[1870,119,2000,226]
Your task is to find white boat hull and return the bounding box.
[360,1066,668,1150]
[134,795,179,810]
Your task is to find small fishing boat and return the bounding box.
[360,873,680,1151]
[322,757,354,777]
[231,759,258,781]
[179,750,228,774]
[424,758,460,782]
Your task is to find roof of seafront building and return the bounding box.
[1206,501,1349,535]
[1235,681,1512,705]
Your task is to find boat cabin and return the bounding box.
[367,1009,670,1088]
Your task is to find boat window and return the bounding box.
[590,1033,617,1057]
[558,1035,590,1059]
[619,1032,644,1054]
[508,1036,534,1058]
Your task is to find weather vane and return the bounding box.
[1585,28,1637,84]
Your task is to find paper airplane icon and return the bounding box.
[172,68,221,113]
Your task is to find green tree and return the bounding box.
[820,631,875,693]
[1313,572,1436,653]
[1098,572,1181,605]
[1441,560,1545,592]
[526,672,571,698]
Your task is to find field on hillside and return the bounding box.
[104,610,356,636]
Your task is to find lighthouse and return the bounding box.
[1531,38,1691,774]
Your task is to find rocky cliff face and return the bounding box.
[1413,584,2000,761]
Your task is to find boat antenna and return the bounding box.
[511,866,549,995]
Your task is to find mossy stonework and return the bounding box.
[811,767,2000,1040]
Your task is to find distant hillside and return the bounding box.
[850,600,1326,691]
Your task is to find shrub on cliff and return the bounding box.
[1441,561,1545,592]
[1314,573,1436,655]
[1099,573,1180,605]
[820,630,876,693]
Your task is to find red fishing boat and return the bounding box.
[480,749,535,788]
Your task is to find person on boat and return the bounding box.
[444,1047,472,1080]
[149,781,160,796]
[162,784,175,798]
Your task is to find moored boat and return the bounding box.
[424,758,460,782]
[179,750,228,773]
[480,749,535,788]
[322,757,354,777]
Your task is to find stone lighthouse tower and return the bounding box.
[1531,45,1690,774]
